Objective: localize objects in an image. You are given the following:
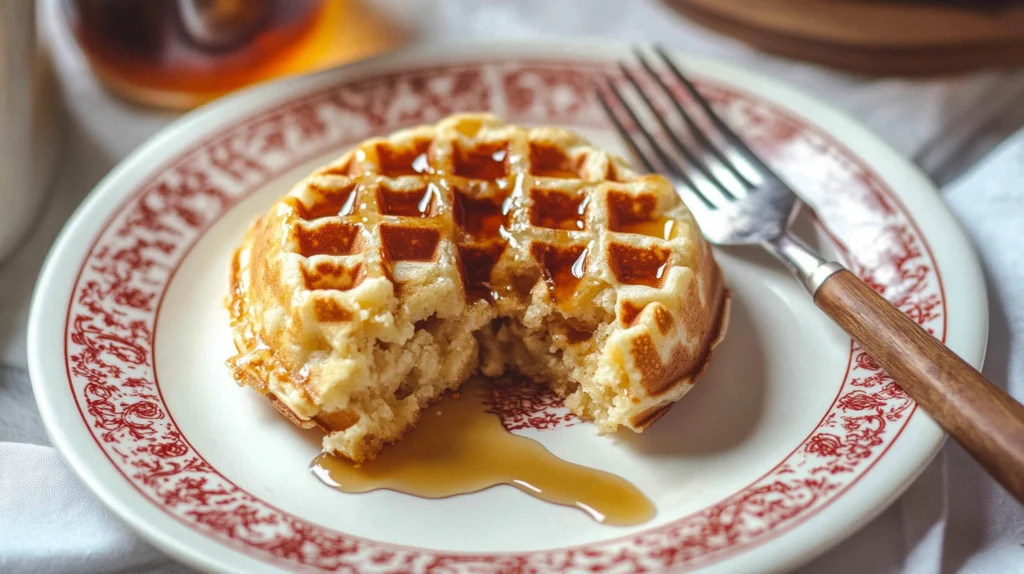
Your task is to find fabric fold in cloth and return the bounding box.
[0,442,191,574]
[938,134,1024,574]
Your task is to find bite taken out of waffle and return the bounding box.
[226,113,729,462]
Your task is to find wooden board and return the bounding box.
[666,0,1024,75]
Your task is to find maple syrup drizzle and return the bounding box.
[411,153,431,174]
[606,191,678,239]
[531,244,589,303]
[530,189,588,231]
[377,184,439,217]
[310,380,655,526]
[533,167,580,179]
[571,249,587,279]
[378,141,432,177]
[339,188,359,217]
[608,244,670,288]
[452,183,513,302]
[454,145,510,180]
[454,191,507,239]
[617,218,677,240]
[458,244,504,301]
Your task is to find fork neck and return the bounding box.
[763,234,844,294]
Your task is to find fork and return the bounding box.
[597,46,1024,504]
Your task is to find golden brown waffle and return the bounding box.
[227,113,729,462]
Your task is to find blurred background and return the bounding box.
[2,1,1024,572]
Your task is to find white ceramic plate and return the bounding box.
[29,42,986,573]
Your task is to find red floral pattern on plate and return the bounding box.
[64,60,944,572]
[485,377,580,431]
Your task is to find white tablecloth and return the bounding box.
[2,1,1023,572]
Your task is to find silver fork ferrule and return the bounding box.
[763,234,844,294]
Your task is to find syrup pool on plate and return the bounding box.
[311,379,655,526]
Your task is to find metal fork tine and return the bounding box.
[618,62,736,201]
[604,80,692,187]
[637,49,753,190]
[595,86,714,215]
[594,86,657,173]
[641,49,755,190]
[598,78,715,209]
[653,44,775,179]
[595,83,716,211]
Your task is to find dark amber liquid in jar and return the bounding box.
[65,0,399,109]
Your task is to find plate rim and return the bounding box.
[28,40,987,573]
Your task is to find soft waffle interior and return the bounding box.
[227,114,727,462]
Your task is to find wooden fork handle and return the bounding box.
[814,269,1024,504]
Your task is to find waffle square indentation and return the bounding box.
[321,156,361,177]
[302,261,366,291]
[529,142,580,179]
[296,221,362,257]
[607,191,675,239]
[380,225,441,262]
[377,139,432,177]
[296,183,358,220]
[608,243,670,287]
[453,142,510,180]
[377,184,440,218]
[458,244,505,301]
[454,189,507,240]
[529,188,588,231]
[531,243,588,302]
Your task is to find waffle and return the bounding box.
[227,113,729,462]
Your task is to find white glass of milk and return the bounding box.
[0,1,57,262]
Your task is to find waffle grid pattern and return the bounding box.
[285,114,692,322]
[229,114,728,460]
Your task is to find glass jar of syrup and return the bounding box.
[65,0,400,109]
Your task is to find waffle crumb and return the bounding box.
[226,113,729,462]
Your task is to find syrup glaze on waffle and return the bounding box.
[227,113,729,462]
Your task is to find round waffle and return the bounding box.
[227,113,729,462]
